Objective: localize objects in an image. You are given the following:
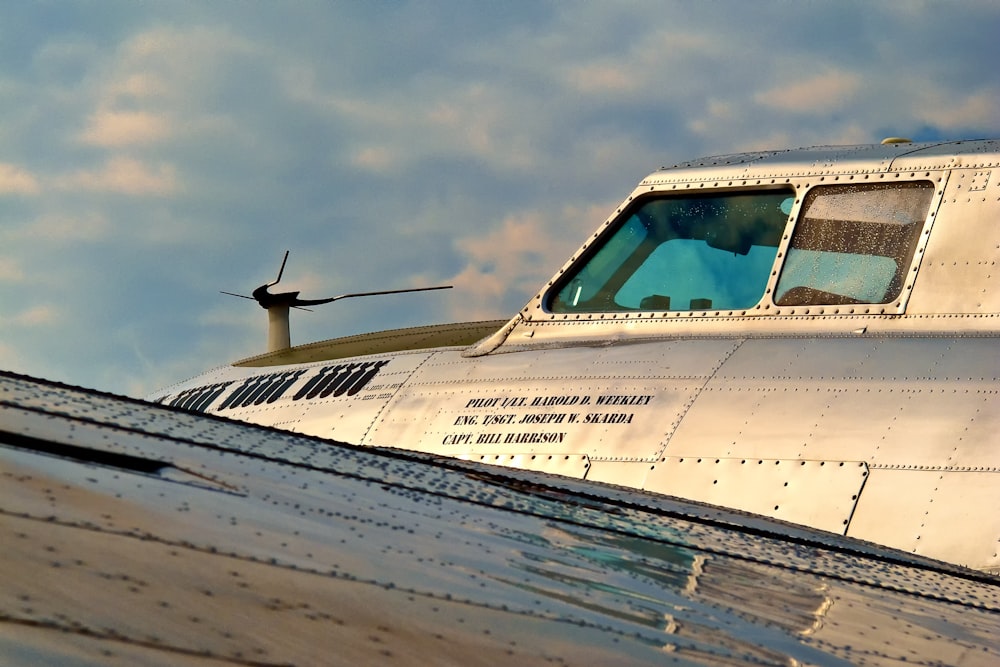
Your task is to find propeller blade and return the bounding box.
[220,291,255,300]
[297,284,453,306]
[268,250,290,288]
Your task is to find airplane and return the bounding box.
[147,137,1000,575]
[2,138,999,664]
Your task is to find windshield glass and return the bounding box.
[548,189,794,313]
[774,182,932,306]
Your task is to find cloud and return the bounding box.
[915,88,1000,130]
[8,304,59,327]
[447,202,616,319]
[0,163,41,195]
[10,212,110,243]
[0,257,25,282]
[755,69,862,114]
[78,109,172,147]
[55,156,178,195]
[566,62,639,94]
[351,146,396,172]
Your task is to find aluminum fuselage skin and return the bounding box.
[157,140,1000,571]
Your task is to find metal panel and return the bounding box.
[907,169,1000,314]
[585,459,651,489]
[260,351,434,442]
[459,452,591,478]
[848,469,1000,571]
[412,339,738,381]
[643,457,868,535]
[368,344,737,459]
[669,337,1000,469]
[371,377,698,460]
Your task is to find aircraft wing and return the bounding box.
[2,370,998,666]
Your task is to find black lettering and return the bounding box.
[583,412,634,424]
[193,382,232,412]
[241,373,282,407]
[316,364,355,399]
[264,369,307,404]
[217,377,257,411]
[595,395,653,406]
[502,432,566,444]
[332,364,370,397]
[346,360,389,396]
[483,414,516,426]
[294,366,334,401]
[169,388,193,409]
[466,397,501,409]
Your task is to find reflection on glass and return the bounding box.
[775,182,932,306]
[549,190,793,313]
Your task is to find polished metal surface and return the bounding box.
[150,140,1000,572]
[2,371,999,665]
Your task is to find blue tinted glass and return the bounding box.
[549,189,792,313]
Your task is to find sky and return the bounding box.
[1,1,998,397]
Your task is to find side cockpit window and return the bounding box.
[548,189,793,313]
[774,182,932,306]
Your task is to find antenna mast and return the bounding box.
[222,251,452,352]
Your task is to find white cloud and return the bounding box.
[566,62,640,94]
[9,304,59,327]
[56,156,178,195]
[0,257,25,282]
[755,69,862,114]
[13,212,110,242]
[915,88,1000,131]
[447,201,616,320]
[79,109,172,147]
[351,146,396,172]
[0,163,41,195]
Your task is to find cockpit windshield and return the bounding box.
[548,189,794,313]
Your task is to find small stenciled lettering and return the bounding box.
[583,412,634,424]
[503,432,567,445]
[595,395,653,406]
[483,414,517,426]
[530,395,588,407]
[466,397,501,409]
[519,412,568,425]
[445,391,653,444]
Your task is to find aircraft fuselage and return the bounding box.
[155,140,1000,572]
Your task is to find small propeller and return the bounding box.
[222,251,453,352]
[223,250,452,310]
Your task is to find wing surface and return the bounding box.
[1,370,998,666]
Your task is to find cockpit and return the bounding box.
[546,182,933,315]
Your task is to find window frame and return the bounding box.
[535,173,946,322]
[773,181,935,309]
[544,186,796,316]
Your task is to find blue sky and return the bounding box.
[2,1,998,396]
